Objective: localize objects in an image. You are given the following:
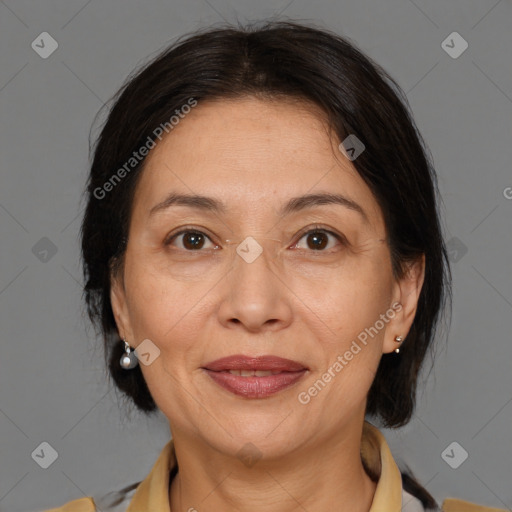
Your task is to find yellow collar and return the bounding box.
[126,420,403,511]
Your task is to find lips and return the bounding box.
[203,355,307,372]
[202,355,308,398]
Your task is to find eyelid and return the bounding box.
[291,224,347,249]
[164,224,347,252]
[164,226,219,248]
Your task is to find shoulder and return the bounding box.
[42,496,95,511]
[442,497,509,512]
[403,491,509,512]
[400,467,507,512]
[40,492,510,512]
[42,481,138,512]
[403,486,508,512]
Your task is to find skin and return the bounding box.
[110,96,425,512]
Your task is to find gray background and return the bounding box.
[0,0,511,511]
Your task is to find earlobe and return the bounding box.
[383,255,425,354]
[393,335,404,354]
[110,272,132,341]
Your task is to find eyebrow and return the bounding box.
[149,192,368,222]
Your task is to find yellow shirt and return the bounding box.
[44,421,507,512]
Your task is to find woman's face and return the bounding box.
[111,97,422,456]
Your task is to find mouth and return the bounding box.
[202,355,308,399]
[221,369,285,377]
[203,354,308,372]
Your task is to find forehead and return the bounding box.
[131,97,383,227]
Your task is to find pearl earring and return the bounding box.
[394,335,403,354]
[120,339,138,369]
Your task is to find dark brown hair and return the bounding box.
[81,19,450,487]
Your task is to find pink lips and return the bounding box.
[202,355,308,398]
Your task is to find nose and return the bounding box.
[216,241,293,333]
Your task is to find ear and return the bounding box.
[110,265,135,343]
[382,254,425,354]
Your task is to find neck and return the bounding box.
[169,419,378,512]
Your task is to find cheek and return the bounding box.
[123,255,193,342]
[290,249,394,407]
[124,240,394,354]
[123,261,210,417]
[291,249,394,340]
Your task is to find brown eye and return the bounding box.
[165,230,217,251]
[306,231,328,250]
[293,229,343,251]
[182,232,206,250]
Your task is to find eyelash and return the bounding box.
[163,225,346,252]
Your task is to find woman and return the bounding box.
[46,21,505,512]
